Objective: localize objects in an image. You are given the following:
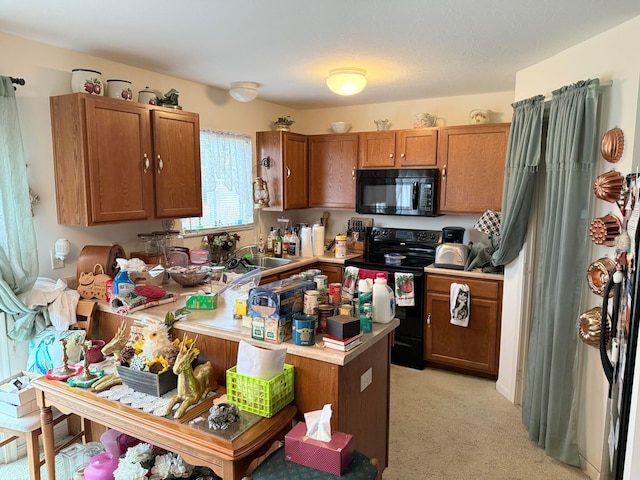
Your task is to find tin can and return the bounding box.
[361,302,373,333]
[303,290,320,316]
[317,304,334,333]
[314,274,328,293]
[307,269,321,277]
[328,283,342,305]
[338,303,354,317]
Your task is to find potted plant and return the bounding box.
[273,116,295,131]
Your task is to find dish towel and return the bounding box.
[450,283,471,327]
[111,289,176,316]
[342,266,359,301]
[394,273,415,307]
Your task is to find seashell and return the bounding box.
[594,170,624,203]
[589,214,622,246]
[578,306,611,348]
[601,127,624,163]
[586,257,616,296]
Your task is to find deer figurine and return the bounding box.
[92,321,128,392]
[160,334,216,418]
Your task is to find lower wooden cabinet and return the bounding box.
[317,263,344,284]
[425,273,502,377]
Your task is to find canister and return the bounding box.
[292,314,317,346]
[313,274,328,293]
[71,68,104,95]
[106,79,133,101]
[335,235,347,258]
[317,304,334,334]
[328,283,342,305]
[303,290,320,316]
[338,303,354,317]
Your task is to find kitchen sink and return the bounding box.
[247,255,294,268]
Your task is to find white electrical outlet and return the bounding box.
[50,250,64,269]
[360,367,372,392]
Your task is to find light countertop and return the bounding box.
[424,265,504,281]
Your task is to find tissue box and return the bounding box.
[249,279,316,318]
[326,315,361,340]
[285,421,354,476]
[186,292,218,310]
[0,371,42,417]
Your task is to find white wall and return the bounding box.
[507,15,640,478]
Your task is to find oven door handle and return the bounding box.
[412,182,419,210]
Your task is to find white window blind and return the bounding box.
[181,130,253,233]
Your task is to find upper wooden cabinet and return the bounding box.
[358,128,437,169]
[50,93,202,226]
[308,134,358,209]
[437,123,510,214]
[257,131,308,211]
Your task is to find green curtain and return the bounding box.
[522,78,600,465]
[0,76,43,341]
[491,95,545,266]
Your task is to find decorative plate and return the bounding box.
[601,127,624,163]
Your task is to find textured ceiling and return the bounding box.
[1,0,638,109]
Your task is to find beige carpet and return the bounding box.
[383,365,589,480]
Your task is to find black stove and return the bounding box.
[345,227,442,370]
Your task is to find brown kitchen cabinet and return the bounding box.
[317,263,344,285]
[257,131,308,211]
[50,93,201,226]
[358,128,437,169]
[425,273,502,377]
[308,134,358,208]
[437,123,510,214]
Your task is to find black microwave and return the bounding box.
[356,168,439,216]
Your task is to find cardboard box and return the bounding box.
[252,317,265,340]
[186,292,218,310]
[0,371,41,406]
[285,421,354,476]
[326,315,361,340]
[249,279,316,318]
[264,314,293,344]
[0,398,38,418]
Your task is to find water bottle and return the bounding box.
[358,278,373,333]
[372,273,395,324]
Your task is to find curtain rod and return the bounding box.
[9,77,25,86]
[543,80,612,103]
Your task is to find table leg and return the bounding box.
[40,405,56,480]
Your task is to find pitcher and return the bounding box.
[374,119,390,131]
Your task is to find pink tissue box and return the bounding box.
[284,421,354,476]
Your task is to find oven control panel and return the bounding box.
[369,227,441,246]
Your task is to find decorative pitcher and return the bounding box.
[374,119,390,131]
[414,113,436,128]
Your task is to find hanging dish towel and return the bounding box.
[342,266,359,300]
[394,273,415,306]
[450,283,471,327]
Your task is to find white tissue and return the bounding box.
[304,404,333,442]
[116,257,147,272]
[312,225,325,256]
[300,227,313,257]
[236,340,287,380]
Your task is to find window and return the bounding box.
[181,130,253,233]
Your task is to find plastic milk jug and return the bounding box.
[358,278,374,332]
[372,274,395,324]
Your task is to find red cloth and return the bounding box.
[134,285,167,301]
[357,269,388,281]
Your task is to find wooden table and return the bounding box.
[33,378,296,480]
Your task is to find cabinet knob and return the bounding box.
[143,153,150,173]
[426,314,431,326]
[351,167,356,179]
[157,154,163,174]
[442,165,447,179]
[389,154,394,159]
[400,153,405,158]
[286,166,291,178]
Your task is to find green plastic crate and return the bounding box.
[226,364,294,417]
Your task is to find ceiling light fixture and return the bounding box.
[229,81,258,102]
[326,68,367,96]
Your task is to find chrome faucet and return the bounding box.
[230,244,259,258]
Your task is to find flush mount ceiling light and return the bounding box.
[229,81,258,102]
[326,68,367,96]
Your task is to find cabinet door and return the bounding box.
[257,131,284,211]
[437,123,510,214]
[283,133,308,209]
[396,129,438,167]
[152,109,202,218]
[317,263,344,285]
[84,98,154,223]
[308,134,357,208]
[358,131,396,169]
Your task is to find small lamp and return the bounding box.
[473,210,501,250]
[253,177,270,209]
[326,68,367,96]
[229,82,258,102]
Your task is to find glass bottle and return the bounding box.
[274,228,283,258]
[267,227,275,256]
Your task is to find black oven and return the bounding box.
[356,168,439,216]
[345,227,442,369]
